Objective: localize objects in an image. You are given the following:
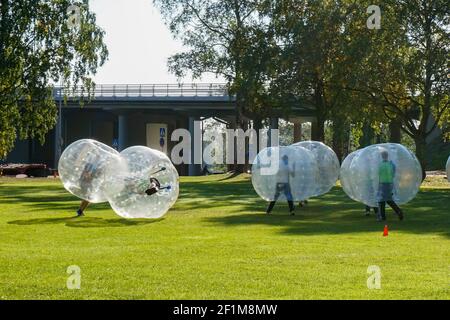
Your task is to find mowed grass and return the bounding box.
[0,174,449,300]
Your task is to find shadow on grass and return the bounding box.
[203,188,450,238]
[218,171,248,181]
[2,176,449,236]
[8,216,163,228]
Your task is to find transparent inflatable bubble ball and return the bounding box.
[339,149,363,202]
[106,146,179,219]
[251,146,317,202]
[342,143,422,207]
[446,155,450,183]
[292,141,340,196]
[58,139,124,203]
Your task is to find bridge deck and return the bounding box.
[54,83,315,116]
[55,83,232,99]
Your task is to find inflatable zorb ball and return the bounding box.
[292,141,340,196]
[342,143,422,207]
[446,155,450,183]
[251,146,317,201]
[105,146,179,219]
[339,149,363,202]
[58,139,125,203]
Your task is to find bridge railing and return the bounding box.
[56,83,230,98]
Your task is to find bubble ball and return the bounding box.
[251,146,317,201]
[105,146,179,219]
[341,143,422,207]
[339,149,362,202]
[58,139,125,203]
[446,155,450,183]
[292,141,340,196]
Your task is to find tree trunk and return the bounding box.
[226,121,236,173]
[253,118,262,152]
[360,123,374,148]
[234,91,246,174]
[332,119,350,163]
[311,117,325,142]
[241,119,250,174]
[389,119,402,143]
[293,122,302,142]
[312,77,326,142]
[414,135,427,181]
[332,134,343,163]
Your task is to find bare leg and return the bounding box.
[76,200,90,216]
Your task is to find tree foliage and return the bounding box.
[352,0,449,174]
[0,0,108,158]
[156,0,448,172]
[154,0,279,125]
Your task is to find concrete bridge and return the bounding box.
[6,83,317,175]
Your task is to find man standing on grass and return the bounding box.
[266,155,295,216]
[377,150,404,221]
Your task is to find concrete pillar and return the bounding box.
[118,114,128,151]
[188,116,202,176]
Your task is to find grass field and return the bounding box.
[0,174,449,299]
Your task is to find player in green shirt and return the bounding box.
[377,150,404,221]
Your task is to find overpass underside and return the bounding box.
[6,84,317,176]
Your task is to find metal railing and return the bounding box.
[55,83,231,99]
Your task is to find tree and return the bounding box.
[155,0,260,118]
[0,0,108,158]
[154,0,277,172]
[356,0,449,177]
[269,0,362,142]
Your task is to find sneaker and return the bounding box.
[290,211,295,216]
[76,209,84,217]
[145,187,158,196]
[397,210,404,221]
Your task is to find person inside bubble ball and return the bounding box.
[145,177,161,195]
[75,167,169,217]
[266,154,295,215]
[377,150,404,221]
[75,160,101,217]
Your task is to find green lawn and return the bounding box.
[0,174,449,300]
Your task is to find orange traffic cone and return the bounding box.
[383,225,389,237]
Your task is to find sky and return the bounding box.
[89,0,223,84]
